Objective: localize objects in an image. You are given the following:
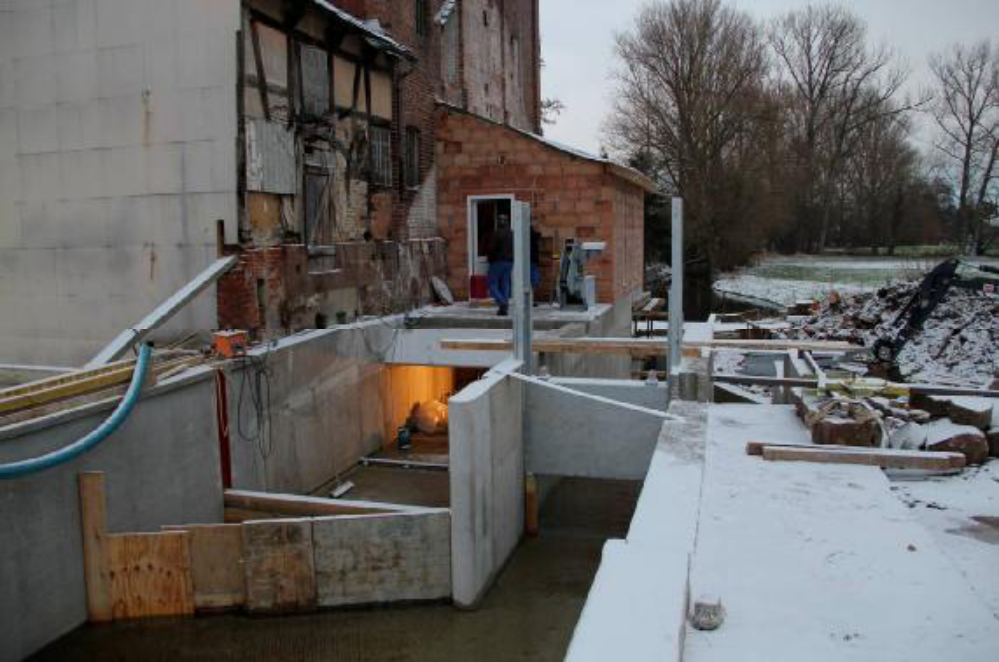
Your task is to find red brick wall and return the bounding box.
[436,109,644,303]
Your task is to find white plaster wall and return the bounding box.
[0,0,241,366]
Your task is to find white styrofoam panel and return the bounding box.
[0,244,58,297]
[98,94,144,148]
[175,0,240,33]
[95,0,142,49]
[17,152,59,202]
[59,148,105,200]
[210,136,236,190]
[55,100,102,152]
[102,145,143,197]
[133,193,185,247]
[10,4,53,59]
[0,195,20,248]
[19,199,62,249]
[55,50,99,104]
[16,105,59,154]
[181,191,238,244]
[180,139,214,194]
[143,141,183,194]
[53,198,110,248]
[141,36,179,92]
[0,107,17,155]
[202,84,235,143]
[0,61,14,109]
[13,54,58,107]
[96,44,144,99]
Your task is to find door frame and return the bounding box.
[465,194,516,283]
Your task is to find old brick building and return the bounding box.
[437,106,653,304]
[218,0,545,334]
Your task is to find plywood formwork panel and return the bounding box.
[163,524,245,610]
[105,531,195,620]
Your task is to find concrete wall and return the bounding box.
[313,510,451,607]
[0,0,241,365]
[227,323,397,494]
[524,378,667,480]
[0,372,223,662]
[448,358,524,607]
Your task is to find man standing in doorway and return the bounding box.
[487,214,514,316]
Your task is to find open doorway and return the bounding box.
[467,196,514,293]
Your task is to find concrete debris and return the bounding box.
[779,282,999,386]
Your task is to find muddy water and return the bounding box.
[33,478,640,662]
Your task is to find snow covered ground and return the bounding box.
[713,254,999,308]
[889,460,999,619]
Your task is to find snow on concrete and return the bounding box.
[685,404,999,662]
[890,461,999,619]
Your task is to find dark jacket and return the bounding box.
[487,227,514,263]
[530,229,541,266]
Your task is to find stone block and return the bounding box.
[925,419,989,466]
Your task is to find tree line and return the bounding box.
[604,0,999,272]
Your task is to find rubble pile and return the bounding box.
[795,389,997,466]
[780,281,999,386]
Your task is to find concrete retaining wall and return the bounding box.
[448,359,525,607]
[227,324,397,494]
[524,378,667,480]
[0,373,223,662]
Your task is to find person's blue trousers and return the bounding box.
[488,261,513,307]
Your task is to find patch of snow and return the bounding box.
[713,275,875,307]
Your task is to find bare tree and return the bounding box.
[769,5,913,253]
[605,0,782,274]
[928,40,999,255]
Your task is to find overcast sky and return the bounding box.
[539,0,999,155]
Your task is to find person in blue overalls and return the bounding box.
[487,215,514,316]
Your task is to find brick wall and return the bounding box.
[436,109,644,303]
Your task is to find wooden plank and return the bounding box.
[748,441,967,469]
[439,337,859,358]
[525,473,539,537]
[78,472,112,622]
[0,363,136,414]
[105,531,195,619]
[242,519,317,613]
[0,358,135,400]
[162,524,244,610]
[759,445,965,471]
[223,489,421,517]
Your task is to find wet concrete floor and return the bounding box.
[33,478,640,662]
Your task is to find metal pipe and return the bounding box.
[668,197,684,393]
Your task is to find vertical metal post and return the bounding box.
[668,197,684,389]
[512,201,533,374]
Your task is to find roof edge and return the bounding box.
[438,102,658,194]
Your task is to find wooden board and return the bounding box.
[242,519,317,613]
[759,445,965,471]
[224,489,415,518]
[105,531,195,619]
[78,472,112,622]
[163,524,244,610]
[440,337,858,358]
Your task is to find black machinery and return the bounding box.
[872,258,999,369]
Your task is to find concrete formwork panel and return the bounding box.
[312,511,452,607]
[448,360,525,608]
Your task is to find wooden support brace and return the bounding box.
[753,444,965,471]
[79,472,112,622]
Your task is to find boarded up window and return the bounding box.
[246,120,296,194]
[371,125,392,187]
[304,149,334,246]
[300,45,330,118]
[405,127,421,188]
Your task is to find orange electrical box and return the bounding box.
[214,330,248,358]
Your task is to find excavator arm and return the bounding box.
[872,258,999,365]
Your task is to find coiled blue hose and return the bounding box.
[0,343,152,480]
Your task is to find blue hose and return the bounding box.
[0,343,153,480]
